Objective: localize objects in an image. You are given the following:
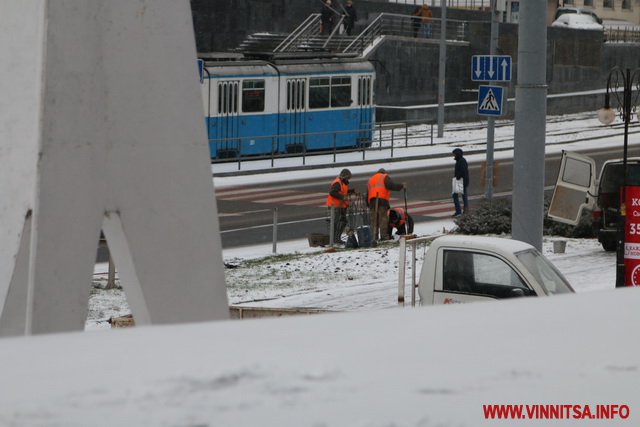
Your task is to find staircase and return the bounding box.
[235,13,472,58]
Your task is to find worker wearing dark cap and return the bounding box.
[326,168,356,244]
[367,168,406,241]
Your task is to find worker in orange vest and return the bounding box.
[387,207,414,237]
[367,168,406,241]
[326,168,356,244]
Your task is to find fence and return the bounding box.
[345,12,471,55]
[210,118,438,170]
[397,235,441,307]
[387,0,490,9]
[605,25,640,43]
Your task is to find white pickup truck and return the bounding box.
[416,235,575,305]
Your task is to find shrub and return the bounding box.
[454,198,511,235]
[453,197,595,238]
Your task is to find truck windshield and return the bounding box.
[515,249,574,295]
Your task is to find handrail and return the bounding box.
[344,12,473,55]
[343,13,384,53]
[274,13,322,52]
[323,15,346,49]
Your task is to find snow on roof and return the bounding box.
[430,234,534,254]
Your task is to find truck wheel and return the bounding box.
[601,240,617,252]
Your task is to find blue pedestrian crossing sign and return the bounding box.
[477,85,504,116]
[471,55,512,82]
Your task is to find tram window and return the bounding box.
[299,80,306,109]
[242,80,264,112]
[309,77,330,109]
[331,76,351,107]
[286,79,306,111]
[217,81,239,114]
[358,76,372,106]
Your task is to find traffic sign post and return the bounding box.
[477,85,504,116]
[471,55,511,82]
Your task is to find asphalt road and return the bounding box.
[216,145,640,248]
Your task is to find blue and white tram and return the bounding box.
[199,57,375,159]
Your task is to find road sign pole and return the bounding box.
[437,0,447,138]
[485,0,500,202]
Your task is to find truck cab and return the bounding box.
[417,235,574,305]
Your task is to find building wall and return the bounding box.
[190,0,487,53]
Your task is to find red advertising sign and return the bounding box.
[624,186,640,286]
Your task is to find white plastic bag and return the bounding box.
[452,177,464,195]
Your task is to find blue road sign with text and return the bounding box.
[471,55,511,82]
[477,85,504,116]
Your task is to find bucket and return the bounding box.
[553,240,566,254]
[356,225,372,248]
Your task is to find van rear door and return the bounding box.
[548,151,596,225]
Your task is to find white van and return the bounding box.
[548,151,640,251]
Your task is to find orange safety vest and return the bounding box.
[326,176,349,208]
[367,172,390,203]
[388,208,406,227]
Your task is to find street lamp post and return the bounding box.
[597,67,640,287]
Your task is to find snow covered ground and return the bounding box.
[87,221,616,329]
[2,112,638,427]
[87,112,626,329]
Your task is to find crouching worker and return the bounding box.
[387,207,414,237]
[326,168,356,244]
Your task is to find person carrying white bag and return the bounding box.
[451,148,469,217]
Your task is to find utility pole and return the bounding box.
[512,0,547,250]
[437,0,447,138]
[485,0,500,201]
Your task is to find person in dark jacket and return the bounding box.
[387,207,414,237]
[410,6,421,38]
[367,168,406,241]
[326,168,356,244]
[321,0,334,35]
[343,0,357,35]
[452,148,469,216]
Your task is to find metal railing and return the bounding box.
[387,0,489,9]
[274,13,322,52]
[209,118,441,170]
[238,12,474,57]
[345,12,471,55]
[605,25,640,44]
[343,13,385,54]
[397,235,442,307]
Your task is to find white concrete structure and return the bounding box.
[0,0,229,335]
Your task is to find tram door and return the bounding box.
[214,80,240,157]
[357,75,374,147]
[283,78,307,153]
